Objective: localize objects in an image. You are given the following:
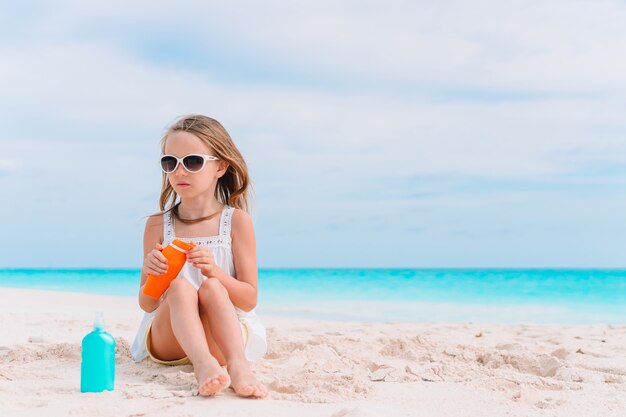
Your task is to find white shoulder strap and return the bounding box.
[163,211,174,242]
[218,205,234,236]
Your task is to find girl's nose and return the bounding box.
[174,163,187,176]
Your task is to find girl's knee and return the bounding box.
[168,278,196,297]
[199,278,228,302]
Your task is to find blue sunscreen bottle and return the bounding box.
[81,312,116,392]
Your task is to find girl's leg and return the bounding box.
[198,278,267,398]
[149,278,230,396]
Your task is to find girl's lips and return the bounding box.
[177,183,190,186]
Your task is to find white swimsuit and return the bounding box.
[130,205,267,362]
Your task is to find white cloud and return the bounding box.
[5,0,626,93]
[0,157,22,173]
[35,0,626,93]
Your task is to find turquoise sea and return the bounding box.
[1,269,625,324]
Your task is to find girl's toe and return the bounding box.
[238,385,255,397]
[253,385,267,398]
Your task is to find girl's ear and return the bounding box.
[216,160,229,178]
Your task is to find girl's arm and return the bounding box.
[216,209,259,312]
[138,215,164,313]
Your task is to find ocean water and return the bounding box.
[1,269,625,324]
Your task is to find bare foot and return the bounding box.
[195,360,230,397]
[227,358,267,399]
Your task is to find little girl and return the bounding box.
[131,114,268,399]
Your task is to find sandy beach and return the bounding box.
[1,287,625,416]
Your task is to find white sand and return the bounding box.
[1,287,625,416]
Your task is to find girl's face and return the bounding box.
[163,131,225,199]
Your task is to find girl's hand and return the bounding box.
[187,246,222,278]
[143,243,168,276]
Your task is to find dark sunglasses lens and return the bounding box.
[160,156,178,172]
[183,155,204,172]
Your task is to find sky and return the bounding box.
[1,0,626,268]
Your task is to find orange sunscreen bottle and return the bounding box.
[143,239,195,299]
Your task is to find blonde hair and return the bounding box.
[157,114,253,223]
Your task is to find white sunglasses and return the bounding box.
[160,154,220,173]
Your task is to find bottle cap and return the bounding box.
[94,311,105,330]
[171,239,195,252]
